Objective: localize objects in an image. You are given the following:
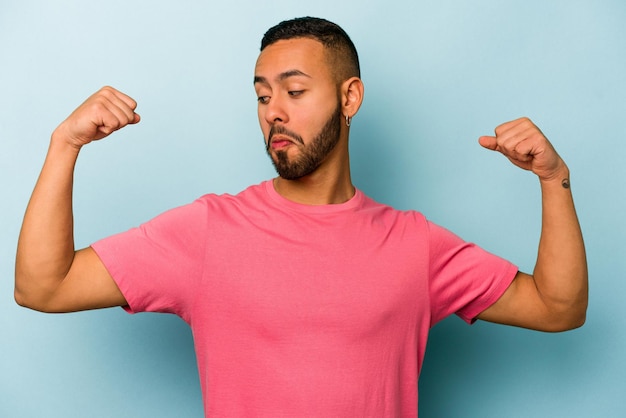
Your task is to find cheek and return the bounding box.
[295,101,327,130]
[257,110,270,137]
[303,105,337,138]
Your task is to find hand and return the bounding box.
[53,86,140,149]
[478,117,567,181]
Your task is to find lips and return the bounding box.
[267,125,304,151]
[269,134,296,150]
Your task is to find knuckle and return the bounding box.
[97,86,117,101]
[90,100,108,114]
[99,125,114,135]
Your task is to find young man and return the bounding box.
[15,17,587,416]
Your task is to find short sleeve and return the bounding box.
[91,198,209,322]
[427,221,518,326]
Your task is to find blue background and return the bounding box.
[1,1,624,416]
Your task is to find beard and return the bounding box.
[265,104,342,180]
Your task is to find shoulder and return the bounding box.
[356,191,430,235]
[192,181,270,209]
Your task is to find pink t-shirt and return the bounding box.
[92,180,517,417]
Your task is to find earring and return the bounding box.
[345,115,352,127]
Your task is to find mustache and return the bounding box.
[266,125,304,151]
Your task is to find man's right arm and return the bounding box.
[15,86,140,313]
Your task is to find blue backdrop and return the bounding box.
[1,1,624,416]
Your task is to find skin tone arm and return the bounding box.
[15,86,139,313]
[476,117,588,332]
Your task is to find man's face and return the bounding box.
[254,38,343,180]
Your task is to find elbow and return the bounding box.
[14,287,41,311]
[14,276,56,313]
[556,311,586,332]
[562,291,589,331]
[14,291,57,313]
[14,267,38,310]
[568,302,588,330]
[14,273,32,309]
[14,287,28,308]
[539,276,588,332]
[14,286,44,312]
[544,300,588,332]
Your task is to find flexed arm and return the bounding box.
[476,117,588,331]
[15,87,140,312]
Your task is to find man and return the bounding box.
[15,17,587,416]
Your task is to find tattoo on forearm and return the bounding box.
[562,179,570,189]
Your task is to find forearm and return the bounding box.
[15,133,81,307]
[533,165,588,325]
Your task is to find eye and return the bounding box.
[288,90,304,97]
[257,96,270,104]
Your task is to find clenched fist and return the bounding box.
[479,117,568,182]
[53,86,140,149]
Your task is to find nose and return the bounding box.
[263,95,288,125]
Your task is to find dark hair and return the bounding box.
[260,17,361,81]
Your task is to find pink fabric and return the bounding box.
[92,180,517,417]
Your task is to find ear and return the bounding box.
[340,77,364,119]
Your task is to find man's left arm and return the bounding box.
[476,117,588,332]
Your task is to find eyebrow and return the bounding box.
[253,69,311,85]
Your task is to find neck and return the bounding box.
[273,153,354,205]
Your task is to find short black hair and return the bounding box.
[260,17,361,81]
